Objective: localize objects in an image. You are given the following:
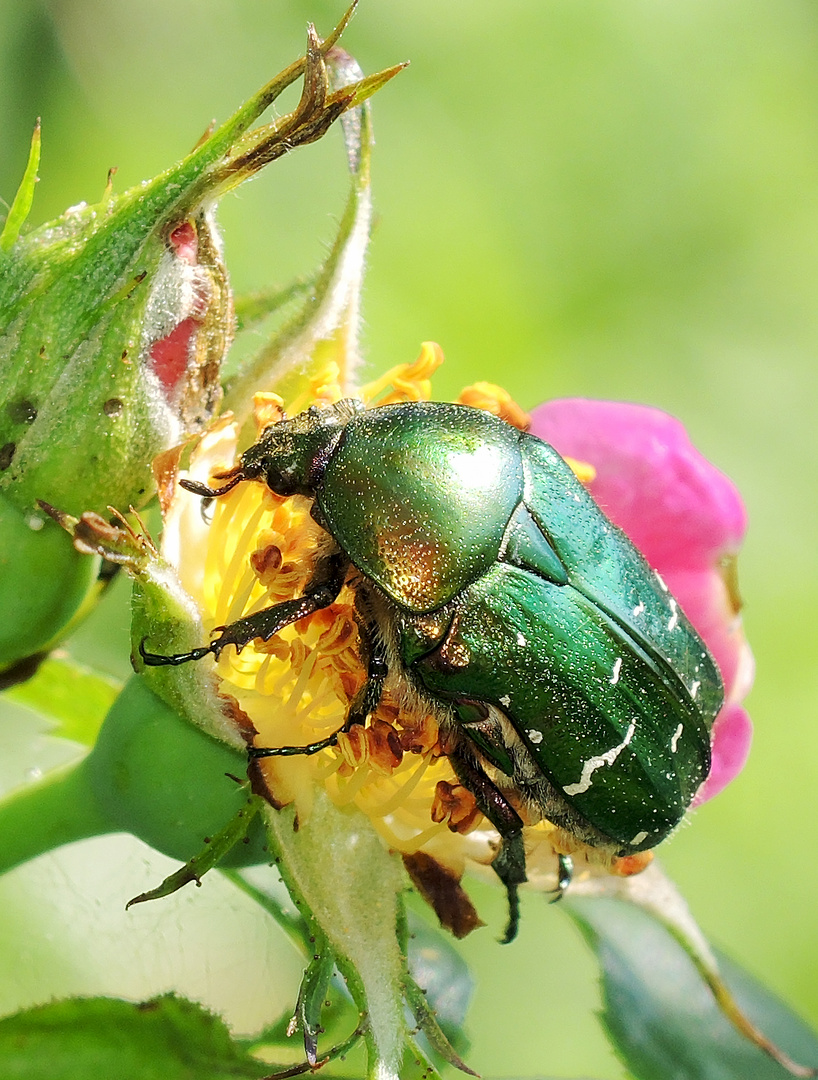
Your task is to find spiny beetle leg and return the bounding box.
[491,832,527,944]
[249,621,389,760]
[345,621,389,727]
[140,552,348,667]
[139,640,213,666]
[450,747,527,943]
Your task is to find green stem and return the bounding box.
[0,759,111,876]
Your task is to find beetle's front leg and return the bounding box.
[449,748,527,944]
[140,551,348,667]
[248,620,389,759]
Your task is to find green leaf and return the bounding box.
[3,655,121,745]
[0,993,272,1079]
[567,895,818,1080]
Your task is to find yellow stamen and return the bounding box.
[358,341,444,404]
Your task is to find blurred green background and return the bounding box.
[2,1,818,1076]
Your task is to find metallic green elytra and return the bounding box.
[142,399,723,940]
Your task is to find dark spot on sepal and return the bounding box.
[7,399,37,424]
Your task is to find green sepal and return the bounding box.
[264,793,408,1080]
[224,48,384,422]
[125,791,265,909]
[293,938,336,1066]
[0,119,40,253]
[404,910,474,1048]
[402,972,478,1077]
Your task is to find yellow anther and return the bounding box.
[252,391,285,432]
[457,381,531,431]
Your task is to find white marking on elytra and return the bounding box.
[632,601,645,617]
[516,631,527,647]
[499,694,511,707]
[655,571,669,592]
[631,830,649,846]
[562,720,637,796]
[610,657,623,685]
[670,723,684,753]
[527,729,544,745]
[690,680,700,699]
[667,597,679,631]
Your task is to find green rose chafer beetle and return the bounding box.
[142,399,723,940]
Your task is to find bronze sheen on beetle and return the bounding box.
[142,399,722,941]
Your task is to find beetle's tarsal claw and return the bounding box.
[500,883,520,945]
[138,637,215,666]
[549,853,574,904]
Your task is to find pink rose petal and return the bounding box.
[530,399,747,571]
[694,704,753,804]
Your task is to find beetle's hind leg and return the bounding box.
[249,619,389,760]
[140,552,348,667]
[449,749,527,944]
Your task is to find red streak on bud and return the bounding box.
[150,316,196,393]
[168,220,198,264]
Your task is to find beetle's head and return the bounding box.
[241,398,365,496]
[179,399,364,501]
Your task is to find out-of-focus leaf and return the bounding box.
[405,909,473,1040]
[567,895,818,1080]
[0,993,272,1079]
[2,655,121,744]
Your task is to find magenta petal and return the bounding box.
[694,704,753,804]
[529,399,747,573]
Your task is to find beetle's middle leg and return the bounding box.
[249,621,389,759]
[449,747,527,944]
